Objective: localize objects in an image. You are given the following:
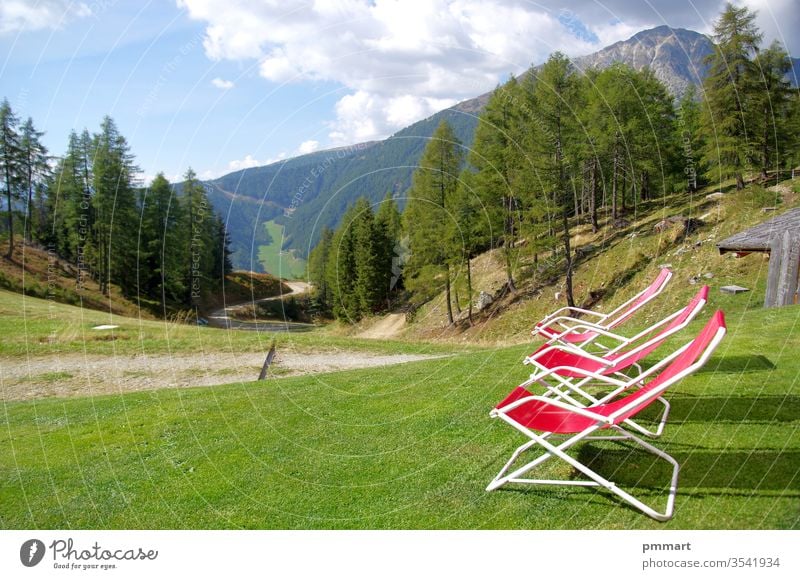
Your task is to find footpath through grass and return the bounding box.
[1,303,798,529]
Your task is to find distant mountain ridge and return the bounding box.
[204,26,798,273]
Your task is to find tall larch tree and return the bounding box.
[19,117,49,243]
[404,119,463,324]
[0,99,20,258]
[700,2,762,190]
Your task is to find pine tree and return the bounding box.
[469,77,521,291]
[527,52,581,307]
[352,197,382,314]
[405,119,463,324]
[0,99,21,258]
[91,116,139,295]
[700,2,762,190]
[308,226,334,309]
[451,169,490,324]
[326,202,359,320]
[374,193,401,307]
[181,167,216,306]
[677,83,704,192]
[19,117,49,243]
[139,173,186,303]
[751,40,795,179]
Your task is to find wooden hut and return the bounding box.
[717,207,800,308]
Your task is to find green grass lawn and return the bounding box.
[257,220,307,280]
[0,289,455,359]
[2,302,798,529]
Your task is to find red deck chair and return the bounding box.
[521,286,709,436]
[486,310,727,521]
[533,268,673,347]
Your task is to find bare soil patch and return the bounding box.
[0,349,441,401]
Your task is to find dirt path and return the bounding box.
[357,313,406,339]
[0,349,443,401]
[208,281,312,331]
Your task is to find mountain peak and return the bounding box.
[572,25,714,97]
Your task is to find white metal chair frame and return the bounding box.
[521,291,709,437]
[486,323,726,521]
[533,269,674,348]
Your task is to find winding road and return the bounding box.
[207,280,315,331]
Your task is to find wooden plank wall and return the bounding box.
[765,230,800,307]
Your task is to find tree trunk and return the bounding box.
[4,153,13,258]
[504,194,516,292]
[611,139,619,221]
[466,251,473,325]
[444,263,454,325]
[25,165,33,243]
[589,159,600,233]
[452,282,461,315]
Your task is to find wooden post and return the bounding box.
[258,342,277,380]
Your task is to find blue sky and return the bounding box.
[1,0,796,183]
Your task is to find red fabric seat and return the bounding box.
[527,286,709,378]
[499,311,726,434]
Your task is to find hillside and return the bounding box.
[0,239,292,319]
[355,178,800,345]
[201,25,798,273]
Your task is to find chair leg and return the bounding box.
[487,420,680,521]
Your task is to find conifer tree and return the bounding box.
[677,83,704,191]
[92,116,139,295]
[326,202,359,320]
[700,2,762,190]
[469,77,521,291]
[527,52,581,307]
[19,117,49,243]
[181,167,217,306]
[405,120,463,324]
[139,173,186,303]
[751,40,796,179]
[0,99,20,258]
[308,226,334,309]
[352,197,382,314]
[374,193,401,306]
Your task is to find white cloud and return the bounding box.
[227,154,264,172]
[297,140,320,155]
[178,0,800,145]
[0,0,91,34]
[178,0,618,144]
[211,77,234,90]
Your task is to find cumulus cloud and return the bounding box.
[178,0,799,145]
[297,140,320,155]
[227,154,267,172]
[0,0,91,34]
[211,77,234,90]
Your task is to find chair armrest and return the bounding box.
[522,364,631,389]
[493,395,613,425]
[525,344,616,367]
[537,306,605,327]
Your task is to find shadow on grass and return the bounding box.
[697,354,776,373]
[575,445,800,493]
[666,394,800,423]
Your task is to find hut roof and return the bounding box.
[717,207,800,254]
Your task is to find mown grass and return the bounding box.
[1,303,798,529]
